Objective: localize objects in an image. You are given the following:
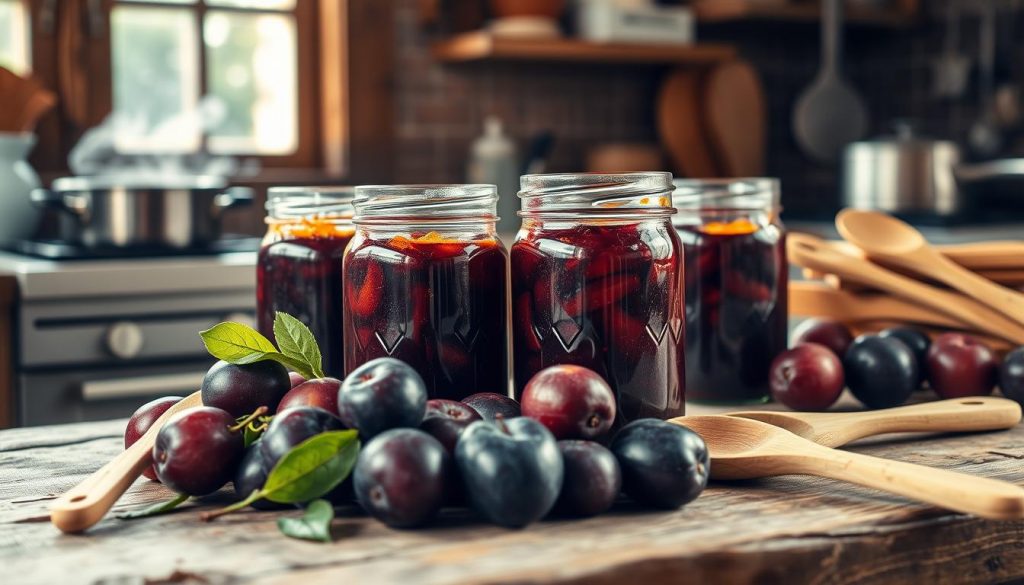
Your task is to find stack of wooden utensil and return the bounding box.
[790,209,1024,352]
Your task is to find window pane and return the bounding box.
[205,10,297,155]
[207,0,296,9]
[111,6,200,152]
[0,0,31,75]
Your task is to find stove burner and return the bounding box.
[10,236,261,260]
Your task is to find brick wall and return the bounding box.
[390,0,1024,217]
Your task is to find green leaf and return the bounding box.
[244,423,262,448]
[116,493,190,520]
[200,322,277,361]
[263,430,360,504]
[274,312,325,379]
[277,499,334,543]
[199,321,315,379]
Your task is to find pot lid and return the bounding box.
[51,174,228,192]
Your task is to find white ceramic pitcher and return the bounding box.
[0,132,42,244]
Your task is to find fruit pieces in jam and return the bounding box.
[511,221,685,423]
[677,217,787,404]
[343,231,509,401]
[257,218,354,377]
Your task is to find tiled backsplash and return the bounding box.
[391,0,1024,217]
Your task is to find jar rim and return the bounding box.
[518,172,676,219]
[266,185,355,219]
[353,184,498,224]
[672,178,780,211]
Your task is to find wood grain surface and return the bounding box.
[2,396,1024,585]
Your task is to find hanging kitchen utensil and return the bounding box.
[657,68,721,178]
[0,67,57,133]
[968,1,1002,157]
[703,60,766,177]
[931,0,970,99]
[793,0,868,163]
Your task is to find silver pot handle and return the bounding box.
[30,188,90,218]
[212,186,254,216]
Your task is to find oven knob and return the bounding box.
[226,312,257,329]
[106,321,144,360]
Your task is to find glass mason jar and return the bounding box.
[512,172,686,423]
[258,186,355,378]
[342,184,510,400]
[673,178,788,404]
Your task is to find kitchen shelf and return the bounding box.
[692,0,918,28]
[433,32,737,66]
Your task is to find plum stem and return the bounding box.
[200,489,266,521]
[495,414,510,435]
[229,406,270,434]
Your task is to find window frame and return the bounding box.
[23,0,395,183]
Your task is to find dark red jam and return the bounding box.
[343,231,509,400]
[511,221,685,424]
[676,218,788,403]
[257,219,354,377]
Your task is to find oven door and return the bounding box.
[18,363,210,426]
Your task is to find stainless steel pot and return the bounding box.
[842,125,962,216]
[31,175,253,248]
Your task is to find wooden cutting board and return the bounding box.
[703,59,766,177]
[657,68,721,179]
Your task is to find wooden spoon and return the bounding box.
[836,209,1024,326]
[787,233,1024,344]
[670,415,1024,520]
[50,391,203,534]
[729,397,1021,448]
[828,239,1024,271]
[703,60,766,177]
[790,281,966,329]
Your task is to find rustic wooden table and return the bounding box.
[2,396,1024,585]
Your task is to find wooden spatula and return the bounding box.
[657,68,720,179]
[671,415,1024,520]
[729,397,1022,448]
[50,391,203,533]
[0,66,56,132]
[703,60,766,177]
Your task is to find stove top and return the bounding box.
[0,246,258,300]
[10,236,260,260]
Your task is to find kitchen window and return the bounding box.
[0,0,31,74]
[110,0,299,156]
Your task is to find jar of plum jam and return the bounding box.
[512,172,685,423]
[258,186,355,377]
[342,185,510,400]
[673,179,788,404]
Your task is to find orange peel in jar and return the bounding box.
[699,218,759,236]
[268,216,355,240]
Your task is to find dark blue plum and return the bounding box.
[201,359,291,417]
[353,429,450,528]
[234,442,288,510]
[455,417,563,528]
[610,419,708,509]
[338,358,427,438]
[999,347,1024,407]
[259,406,345,469]
[879,327,931,383]
[844,334,919,409]
[553,440,621,517]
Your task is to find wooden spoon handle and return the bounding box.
[802,397,1022,447]
[941,241,1024,270]
[789,281,966,329]
[795,443,1024,519]
[50,392,202,533]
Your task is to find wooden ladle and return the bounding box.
[836,209,1024,325]
[50,391,203,533]
[787,233,1024,345]
[729,397,1022,448]
[670,415,1024,520]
